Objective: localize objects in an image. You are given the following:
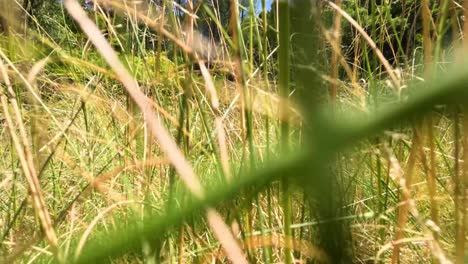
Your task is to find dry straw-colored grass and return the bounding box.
[0,1,466,263]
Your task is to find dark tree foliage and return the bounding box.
[22,0,46,16]
[191,0,249,41]
[339,0,458,66]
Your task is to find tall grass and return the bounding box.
[0,0,467,263]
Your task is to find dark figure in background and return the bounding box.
[0,0,13,35]
[0,0,46,35]
[0,18,8,35]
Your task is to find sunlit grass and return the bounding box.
[0,1,467,263]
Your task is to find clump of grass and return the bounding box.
[0,1,467,263]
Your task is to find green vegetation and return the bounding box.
[0,0,467,263]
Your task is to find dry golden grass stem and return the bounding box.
[184,0,231,180]
[377,236,433,261]
[464,0,468,53]
[420,7,442,256]
[198,61,232,179]
[390,128,420,264]
[421,1,440,248]
[422,0,433,69]
[351,33,361,84]
[63,1,247,263]
[26,58,51,172]
[329,0,342,103]
[425,116,439,231]
[242,233,330,263]
[229,0,247,140]
[182,224,218,263]
[384,144,451,264]
[456,3,468,264]
[326,0,400,91]
[459,110,468,264]
[206,208,248,263]
[74,200,137,260]
[178,224,185,264]
[0,60,60,260]
[321,29,366,107]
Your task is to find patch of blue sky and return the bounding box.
[255,0,273,14]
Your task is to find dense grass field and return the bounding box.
[0,0,467,263]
